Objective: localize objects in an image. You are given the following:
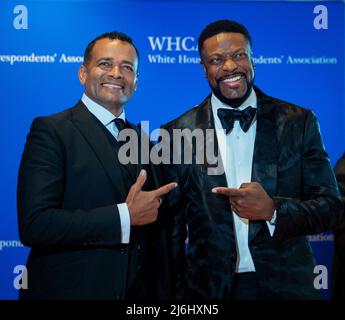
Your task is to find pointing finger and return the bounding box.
[154,182,178,197]
[212,187,243,197]
[133,169,147,191]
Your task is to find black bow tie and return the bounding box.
[217,106,256,133]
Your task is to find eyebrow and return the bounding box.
[212,48,246,55]
[232,48,246,53]
[96,57,112,63]
[96,57,134,65]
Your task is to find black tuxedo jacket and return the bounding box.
[17,101,170,300]
[162,87,343,300]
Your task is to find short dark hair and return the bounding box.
[83,31,140,66]
[198,19,252,55]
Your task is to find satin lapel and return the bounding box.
[71,101,128,199]
[249,92,278,242]
[197,97,228,191]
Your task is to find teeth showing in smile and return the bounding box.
[103,83,122,89]
[223,75,242,83]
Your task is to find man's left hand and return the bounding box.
[212,182,276,220]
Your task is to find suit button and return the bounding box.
[137,244,141,250]
[138,265,141,270]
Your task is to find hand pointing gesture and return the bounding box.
[126,169,177,225]
[212,182,275,221]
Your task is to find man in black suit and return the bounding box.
[17,31,176,300]
[162,20,343,299]
[333,152,345,299]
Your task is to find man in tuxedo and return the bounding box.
[333,152,345,299]
[17,31,176,300]
[162,20,343,299]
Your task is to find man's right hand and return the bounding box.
[126,169,177,226]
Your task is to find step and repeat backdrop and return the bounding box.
[0,0,344,299]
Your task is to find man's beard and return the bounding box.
[211,78,254,108]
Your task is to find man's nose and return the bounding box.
[222,57,237,72]
[109,64,123,78]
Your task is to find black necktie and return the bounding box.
[114,118,127,133]
[217,106,256,134]
[114,118,128,142]
[113,118,137,182]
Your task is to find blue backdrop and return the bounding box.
[0,0,344,299]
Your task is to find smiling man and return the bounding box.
[79,36,139,116]
[17,31,176,300]
[201,31,254,105]
[162,20,342,300]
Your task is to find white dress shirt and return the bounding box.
[82,93,130,244]
[211,89,275,273]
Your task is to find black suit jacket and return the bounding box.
[17,101,170,300]
[333,152,345,299]
[162,87,343,300]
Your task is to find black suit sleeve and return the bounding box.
[333,153,345,299]
[17,117,122,247]
[334,152,345,213]
[272,111,343,241]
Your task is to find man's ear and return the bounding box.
[78,65,87,85]
[201,62,207,77]
[134,72,139,91]
[250,58,256,81]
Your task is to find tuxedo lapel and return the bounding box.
[71,101,128,199]
[197,97,228,190]
[249,89,278,242]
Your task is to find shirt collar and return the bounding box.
[81,93,126,126]
[211,88,257,112]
